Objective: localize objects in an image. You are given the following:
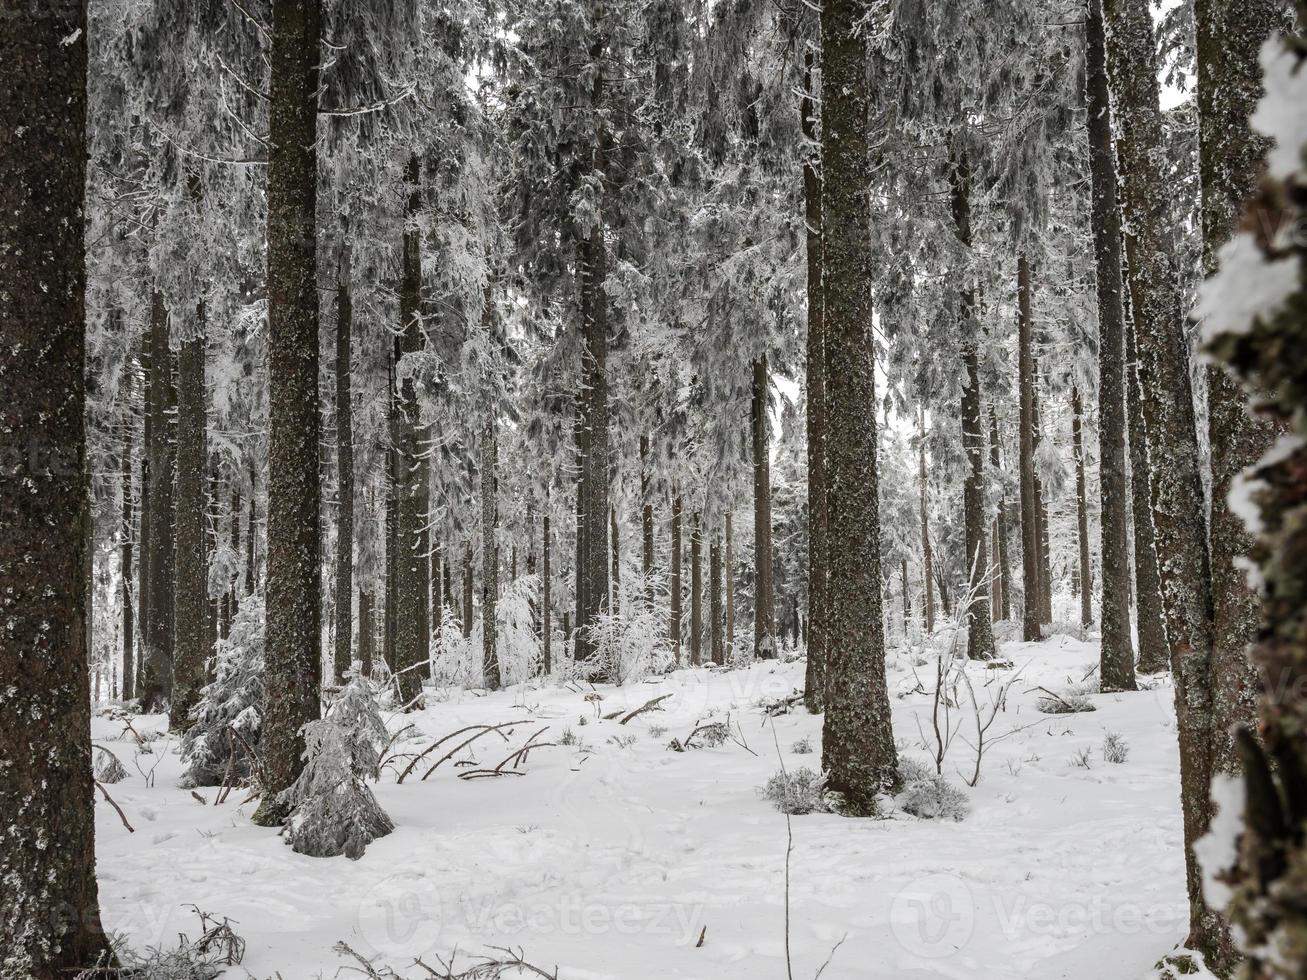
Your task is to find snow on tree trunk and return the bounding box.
[254,0,324,827]
[817,0,898,812]
[671,492,683,663]
[1018,252,1042,642]
[482,406,501,691]
[691,510,703,666]
[334,246,354,685]
[171,315,208,730]
[1104,0,1224,955]
[0,3,113,968]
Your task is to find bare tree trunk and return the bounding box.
[333,245,354,684]
[1032,381,1053,624]
[641,435,654,607]
[0,8,113,964]
[1017,253,1042,642]
[691,510,703,667]
[254,0,323,827]
[482,406,500,690]
[988,408,1013,622]
[121,402,136,702]
[818,0,898,810]
[1086,0,1136,692]
[462,542,473,640]
[710,530,724,665]
[384,341,398,671]
[543,497,552,674]
[919,410,935,634]
[358,591,374,678]
[670,493,683,663]
[245,455,257,597]
[801,47,827,711]
[140,291,175,713]
[725,511,735,661]
[610,505,620,617]
[752,356,777,658]
[1071,385,1094,631]
[171,314,207,730]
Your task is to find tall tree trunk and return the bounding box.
[384,342,398,670]
[818,0,898,810]
[431,542,442,645]
[254,0,323,827]
[1071,385,1094,632]
[359,591,374,677]
[691,511,703,666]
[752,355,777,658]
[710,531,724,666]
[951,151,995,660]
[333,246,354,684]
[1017,253,1042,642]
[482,407,500,690]
[1032,380,1053,624]
[140,291,175,712]
[919,410,935,634]
[245,454,257,596]
[137,331,153,704]
[1196,0,1286,788]
[725,511,735,662]
[1086,0,1136,692]
[670,493,683,662]
[1104,0,1222,955]
[0,8,112,967]
[988,408,1013,622]
[394,156,430,708]
[121,405,136,702]
[462,541,473,640]
[801,47,827,711]
[171,315,207,730]
[901,559,911,636]
[226,481,240,635]
[641,435,655,607]
[543,498,552,674]
[610,505,620,617]
[573,48,611,666]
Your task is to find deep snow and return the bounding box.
[92,632,1194,979]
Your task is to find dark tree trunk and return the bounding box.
[1071,385,1094,632]
[1196,0,1286,786]
[543,500,552,674]
[359,591,374,678]
[725,511,735,662]
[0,5,112,967]
[670,493,683,662]
[988,408,1013,622]
[951,151,995,660]
[245,454,257,596]
[801,47,827,711]
[334,246,354,684]
[482,407,500,690]
[901,559,911,635]
[752,355,777,658]
[1017,254,1042,642]
[641,435,655,607]
[253,0,323,827]
[1087,0,1136,692]
[710,531,724,666]
[226,481,240,636]
[818,0,898,810]
[1104,0,1222,954]
[431,542,442,642]
[140,291,175,713]
[121,403,137,702]
[610,505,620,617]
[919,410,935,634]
[691,511,703,666]
[171,317,207,730]
[138,330,153,704]
[1032,380,1053,625]
[462,541,473,640]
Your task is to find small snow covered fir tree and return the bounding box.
[180,596,266,789]
[277,674,393,860]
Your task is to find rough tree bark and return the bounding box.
[0,6,113,969]
[751,355,777,659]
[1017,253,1042,642]
[818,0,898,810]
[1070,385,1094,632]
[140,291,175,712]
[691,511,703,667]
[253,0,324,827]
[1086,0,1136,692]
[171,311,207,730]
[334,243,354,684]
[670,493,683,663]
[988,408,1013,622]
[919,410,935,635]
[481,406,500,691]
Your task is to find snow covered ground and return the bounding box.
[93,632,1193,979]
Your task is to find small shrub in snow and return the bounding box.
[1036,691,1096,714]
[791,736,813,755]
[761,767,834,815]
[179,597,265,788]
[94,746,128,784]
[647,723,668,738]
[1069,747,1093,769]
[1103,732,1130,764]
[895,756,934,784]
[580,600,672,685]
[668,721,728,751]
[559,727,578,746]
[278,676,393,860]
[78,908,244,979]
[900,774,971,821]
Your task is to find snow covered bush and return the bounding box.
[1035,690,1096,714]
[179,596,265,789]
[277,675,394,860]
[791,736,813,754]
[580,600,672,685]
[496,573,543,685]
[1102,732,1129,764]
[93,746,128,784]
[761,767,835,815]
[899,773,970,821]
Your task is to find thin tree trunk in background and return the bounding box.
[333,245,354,684]
[482,406,500,690]
[919,411,935,634]
[171,316,207,730]
[1017,253,1042,642]
[245,455,257,596]
[725,511,735,661]
[801,46,827,711]
[818,0,898,810]
[254,0,323,827]
[901,559,911,636]
[543,501,552,674]
[710,531,724,666]
[670,493,683,662]
[1071,385,1094,631]
[951,151,995,661]
[641,435,654,607]
[610,505,620,617]
[1104,0,1221,955]
[121,405,136,702]
[988,408,1013,622]
[462,542,473,640]
[1086,0,1136,692]
[384,341,398,671]
[1196,0,1287,787]
[691,511,703,666]
[0,7,112,965]
[140,291,174,712]
[431,542,442,645]
[752,355,777,659]
[1032,380,1053,624]
[358,591,374,677]
[138,327,153,704]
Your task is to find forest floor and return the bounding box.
[92,629,1200,979]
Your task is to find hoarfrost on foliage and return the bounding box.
[1252,37,1307,179]
[1195,234,1298,343]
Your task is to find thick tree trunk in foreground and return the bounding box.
[1086,0,1136,692]
[691,511,703,666]
[752,356,777,659]
[818,0,898,810]
[334,249,354,684]
[254,0,323,827]
[1104,0,1221,955]
[1070,385,1094,632]
[1017,253,1042,642]
[0,6,112,969]
[1196,0,1286,784]
[670,493,683,662]
[801,47,827,710]
[952,152,995,661]
[171,321,207,730]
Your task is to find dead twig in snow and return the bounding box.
[94,779,134,833]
